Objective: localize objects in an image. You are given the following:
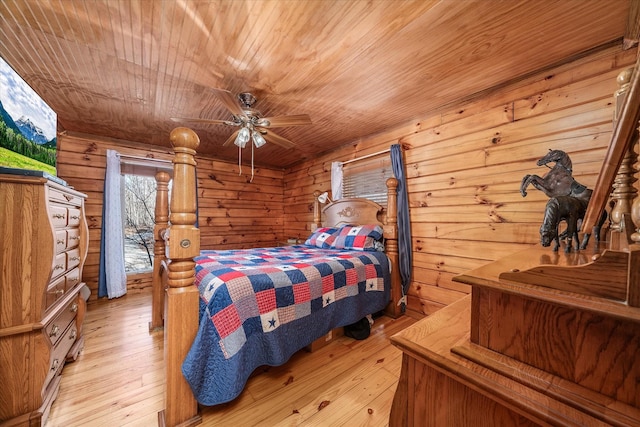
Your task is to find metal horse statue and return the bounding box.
[540,195,587,252]
[520,149,591,201]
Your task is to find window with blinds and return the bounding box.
[342,154,394,207]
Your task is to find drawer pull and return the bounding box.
[64,194,73,201]
[70,215,79,220]
[51,359,60,371]
[69,276,78,282]
[70,303,78,313]
[69,236,79,241]
[69,256,80,261]
[57,239,65,244]
[55,289,64,296]
[54,264,65,270]
[50,324,60,337]
[52,213,65,219]
[69,330,77,340]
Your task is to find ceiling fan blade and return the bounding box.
[170,117,235,126]
[258,114,312,128]
[262,130,296,149]
[211,88,245,117]
[223,129,240,147]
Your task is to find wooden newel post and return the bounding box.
[384,177,402,318]
[150,171,170,331]
[160,127,202,427]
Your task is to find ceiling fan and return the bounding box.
[172,88,312,150]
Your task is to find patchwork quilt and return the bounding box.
[182,245,391,406]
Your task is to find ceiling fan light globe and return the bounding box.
[235,127,250,148]
[252,131,267,148]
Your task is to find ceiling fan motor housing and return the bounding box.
[238,92,257,109]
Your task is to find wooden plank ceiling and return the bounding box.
[0,0,631,168]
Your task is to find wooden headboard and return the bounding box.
[321,197,385,228]
[311,180,398,235]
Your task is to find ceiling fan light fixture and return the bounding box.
[234,126,250,148]
[252,131,267,148]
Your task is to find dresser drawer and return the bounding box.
[67,208,81,227]
[45,276,66,310]
[51,252,67,279]
[43,322,78,392]
[67,248,81,270]
[49,188,83,207]
[67,228,80,249]
[45,296,79,347]
[50,205,68,228]
[65,267,81,290]
[55,229,67,253]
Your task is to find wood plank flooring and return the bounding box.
[47,291,416,426]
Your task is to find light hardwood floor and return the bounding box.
[47,290,416,426]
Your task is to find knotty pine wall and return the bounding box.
[283,45,639,319]
[56,133,285,300]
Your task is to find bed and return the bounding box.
[152,127,403,426]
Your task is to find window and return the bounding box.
[342,154,393,207]
[123,174,157,273]
[119,157,172,274]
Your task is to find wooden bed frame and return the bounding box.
[151,127,402,426]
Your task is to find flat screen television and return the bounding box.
[0,56,57,177]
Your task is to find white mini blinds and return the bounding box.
[342,154,393,207]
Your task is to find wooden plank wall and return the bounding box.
[56,133,285,300]
[283,45,639,319]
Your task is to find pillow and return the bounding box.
[331,224,383,251]
[304,227,339,248]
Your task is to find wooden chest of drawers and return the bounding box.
[0,174,89,426]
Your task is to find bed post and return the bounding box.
[159,128,202,427]
[384,178,403,318]
[312,190,322,231]
[150,171,170,332]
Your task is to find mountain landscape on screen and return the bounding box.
[0,56,57,174]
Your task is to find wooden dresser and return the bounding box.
[389,247,640,427]
[0,173,89,426]
[389,244,640,426]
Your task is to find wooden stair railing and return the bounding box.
[583,56,640,251]
[582,55,640,308]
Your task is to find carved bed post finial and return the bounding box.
[150,171,170,331]
[386,178,398,227]
[162,127,202,427]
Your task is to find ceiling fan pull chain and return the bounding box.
[238,145,242,175]
[250,142,255,183]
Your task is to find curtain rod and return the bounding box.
[341,148,391,165]
[118,153,172,164]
